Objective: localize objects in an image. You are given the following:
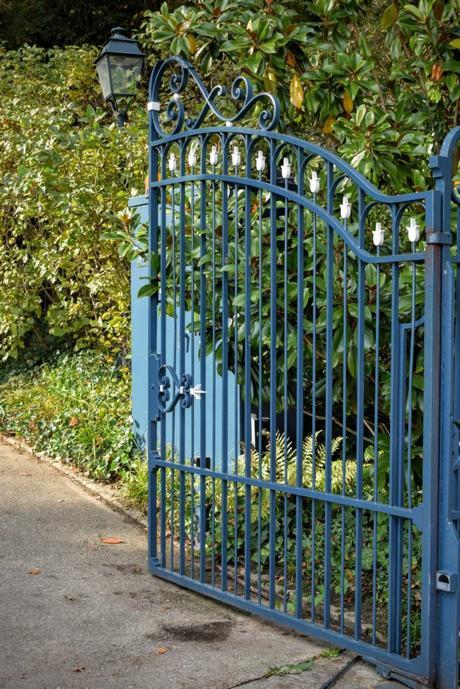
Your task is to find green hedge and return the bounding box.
[0,45,147,362]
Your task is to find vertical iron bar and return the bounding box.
[159,148,167,568]
[311,192,318,624]
[283,179,289,613]
[388,205,402,653]
[257,155,264,606]
[211,152,217,588]
[190,148,196,579]
[324,161,334,629]
[221,133,229,592]
[178,143,186,575]
[355,189,365,640]
[405,254,417,656]
[233,150,240,594]
[295,149,304,619]
[170,151,177,572]
[148,123,159,568]
[199,135,207,583]
[244,136,252,600]
[340,232,348,635]
[269,139,278,609]
[372,246,381,645]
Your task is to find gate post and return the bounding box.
[429,130,460,689]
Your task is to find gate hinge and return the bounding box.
[148,450,160,471]
[425,231,452,245]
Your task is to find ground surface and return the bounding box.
[0,442,403,689]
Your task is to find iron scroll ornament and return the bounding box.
[147,56,281,138]
[158,364,206,414]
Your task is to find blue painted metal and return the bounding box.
[139,56,460,689]
[129,196,239,461]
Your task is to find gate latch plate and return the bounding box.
[435,570,457,593]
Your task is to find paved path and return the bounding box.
[0,442,398,689]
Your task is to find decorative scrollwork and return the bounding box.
[158,365,193,413]
[148,56,280,138]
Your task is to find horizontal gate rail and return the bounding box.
[152,457,423,523]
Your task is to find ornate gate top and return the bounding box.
[147,56,281,138]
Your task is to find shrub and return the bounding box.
[0,45,147,361]
[0,349,140,480]
[139,0,460,192]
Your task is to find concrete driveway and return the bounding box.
[0,442,398,689]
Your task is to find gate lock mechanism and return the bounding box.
[158,364,206,414]
[435,570,457,593]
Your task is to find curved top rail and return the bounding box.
[439,125,460,159]
[151,124,431,209]
[151,170,425,266]
[148,57,280,139]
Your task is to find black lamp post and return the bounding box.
[95,27,145,126]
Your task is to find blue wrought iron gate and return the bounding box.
[143,57,460,688]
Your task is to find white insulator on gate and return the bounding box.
[168,151,177,172]
[172,93,180,102]
[256,150,266,172]
[340,194,351,220]
[372,222,385,247]
[281,157,291,179]
[209,144,218,166]
[188,148,197,168]
[407,217,420,243]
[309,170,320,193]
[231,145,241,168]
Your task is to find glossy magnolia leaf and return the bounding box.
[290,74,304,110]
[382,3,398,29]
[322,115,335,134]
[342,90,353,113]
[187,34,197,54]
[264,68,278,94]
[138,284,158,298]
[285,50,298,69]
[450,38,460,48]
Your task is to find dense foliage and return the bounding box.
[0,349,139,480]
[0,0,157,49]
[0,45,147,361]
[1,1,458,364]
[141,0,460,191]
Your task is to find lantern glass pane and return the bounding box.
[96,55,112,100]
[108,55,144,96]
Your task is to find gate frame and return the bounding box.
[140,56,460,689]
[430,129,460,689]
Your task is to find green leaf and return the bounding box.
[381,3,398,29]
[290,74,304,110]
[137,284,158,298]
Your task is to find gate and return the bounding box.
[143,56,460,688]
